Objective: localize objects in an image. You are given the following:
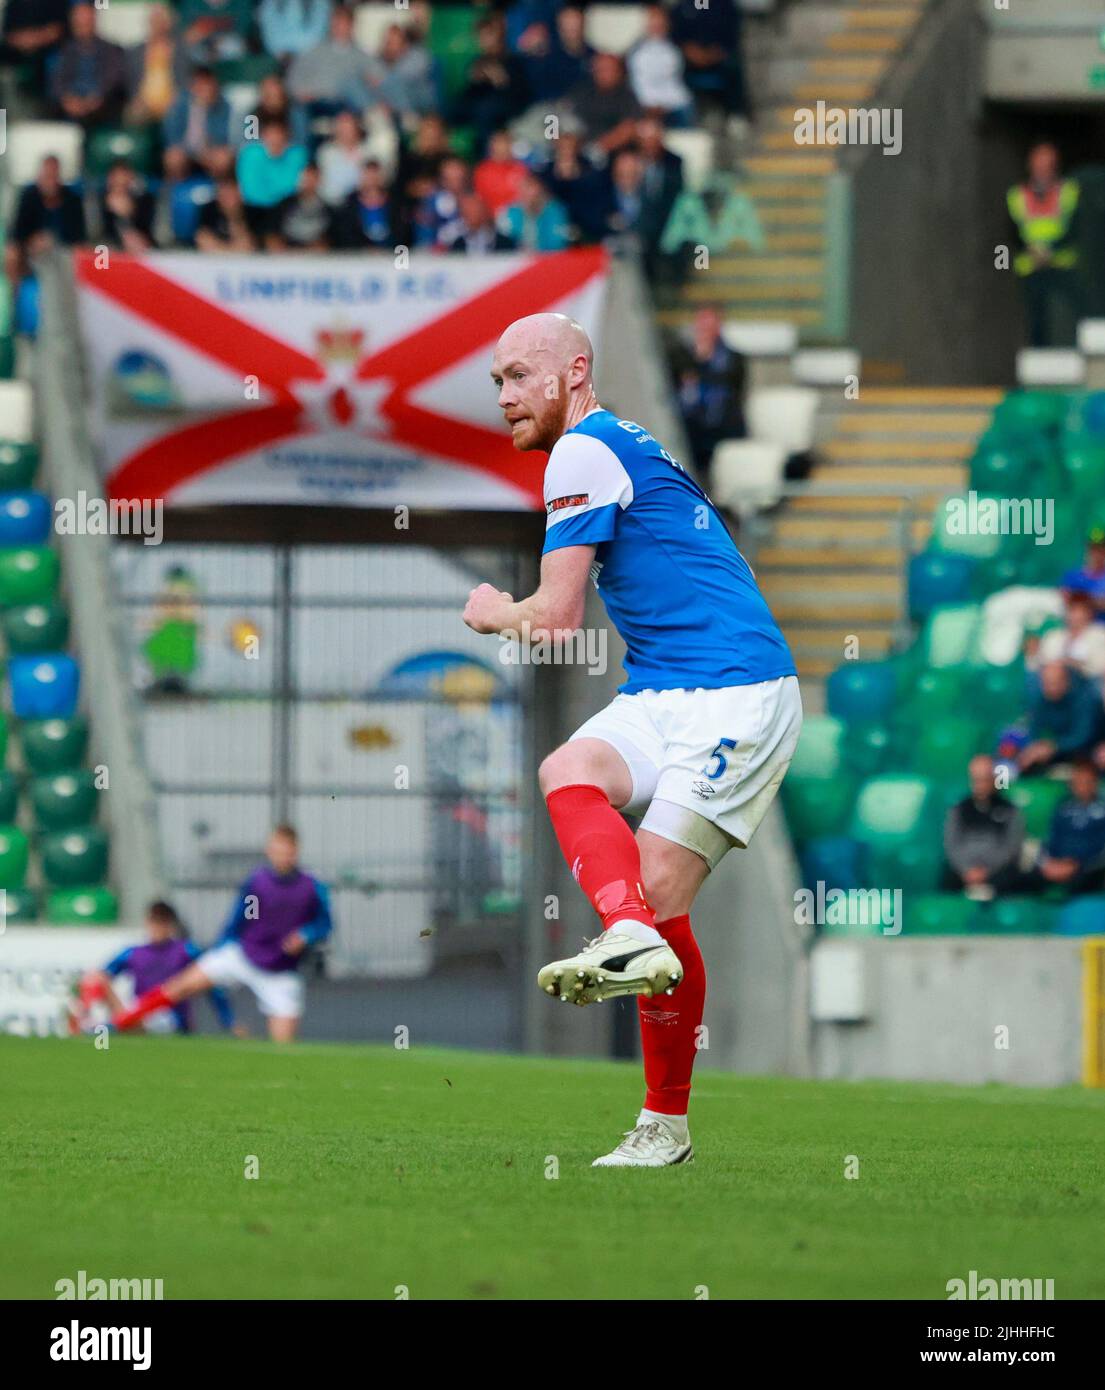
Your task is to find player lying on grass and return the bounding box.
[70,899,236,1036]
[463,313,801,1167]
[112,825,333,1043]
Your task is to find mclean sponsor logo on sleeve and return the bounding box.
[547,493,590,514]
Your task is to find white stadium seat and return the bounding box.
[585,5,648,55]
[792,348,861,387]
[721,320,798,357]
[354,2,401,55]
[1015,348,1085,386]
[4,122,84,188]
[94,1,154,47]
[663,129,715,193]
[0,382,35,443]
[709,439,788,517]
[746,386,820,453]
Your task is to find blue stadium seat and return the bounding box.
[799,836,865,893]
[8,653,80,719]
[826,661,897,726]
[908,551,974,621]
[0,491,51,546]
[1055,896,1105,936]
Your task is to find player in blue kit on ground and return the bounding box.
[463,313,801,1166]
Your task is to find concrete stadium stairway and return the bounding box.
[661,0,928,338]
[752,387,1001,684]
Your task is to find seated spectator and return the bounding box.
[317,110,374,206]
[397,114,452,211]
[1061,527,1105,620]
[5,156,87,290]
[1019,661,1100,774]
[239,72,310,148]
[474,131,528,218]
[941,754,1025,898]
[50,2,128,128]
[178,0,252,66]
[412,155,471,250]
[568,53,644,158]
[269,163,332,250]
[1020,759,1105,896]
[195,176,257,251]
[258,0,331,64]
[99,160,157,251]
[441,193,517,254]
[0,0,68,86]
[1029,591,1105,680]
[606,147,646,243]
[331,161,399,249]
[455,16,530,154]
[373,23,437,118]
[632,115,683,251]
[236,116,309,238]
[627,5,695,126]
[671,305,746,473]
[518,4,592,106]
[163,67,234,184]
[543,129,611,242]
[287,5,373,117]
[126,3,189,126]
[499,170,570,251]
[670,0,745,117]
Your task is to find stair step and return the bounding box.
[818,464,964,488]
[773,516,931,544]
[683,280,824,304]
[765,571,902,595]
[743,153,838,175]
[741,179,829,201]
[701,255,825,278]
[788,492,945,513]
[807,56,890,77]
[759,204,828,227]
[770,598,901,621]
[789,81,876,103]
[849,387,1003,406]
[831,410,991,435]
[825,31,903,52]
[824,438,970,461]
[655,306,826,328]
[757,545,904,567]
[844,7,923,29]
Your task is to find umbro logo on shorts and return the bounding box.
[691,780,717,799]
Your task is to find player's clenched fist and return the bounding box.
[463,582,512,634]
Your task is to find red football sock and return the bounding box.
[113,985,173,1031]
[545,783,654,931]
[637,914,706,1116]
[79,976,106,1007]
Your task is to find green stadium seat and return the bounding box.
[914,716,988,781]
[789,714,845,780]
[993,390,1066,435]
[922,603,983,668]
[46,886,118,925]
[1007,778,1067,839]
[851,774,938,849]
[1061,439,1105,498]
[0,825,29,887]
[1,885,38,923]
[0,546,59,607]
[821,900,887,938]
[842,722,894,780]
[41,827,109,887]
[0,770,18,823]
[215,54,278,84]
[84,126,159,178]
[20,717,89,774]
[2,601,69,655]
[782,775,856,843]
[929,497,1003,560]
[0,442,38,489]
[903,893,978,934]
[0,336,15,381]
[429,7,480,102]
[974,662,1030,729]
[970,442,1031,495]
[974,896,1056,934]
[903,666,967,716]
[868,838,943,894]
[31,771,98,830]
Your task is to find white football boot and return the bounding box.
[537,928,683,1006]
[592,1119,694,1168]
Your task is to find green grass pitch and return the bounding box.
[3,1035,1104,1300]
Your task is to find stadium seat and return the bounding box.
[746,387,819,454]
[1007,778,1068,839]
[0,825,29,887]
[85,126,159,179]
[921,603,983,668]
[214,55,278,85]
[1,886,38,923]
[0,443,38,489]
[0,382,34,443]
[974,896,1056,934]
[0,712,8,764]
[31,771,98,831]
[662,130,715,193]
[354,4,401,54]
[826,660,897,725]
[903,893,978,935]
[584,5,648,54]
[0,336,15,380]
[709,439,787,515]
[2,601,70,655]
[46,886,118,925]
[869,837,944,894]
[788,714,844,780]
[993,390,1066,436]
[3,122,83,187]
[170,178,215,246]
[8,653,79,720]
[781,774,856,843]
[1061,439,1105,498]
[799,836,865,893]
[929,495,1003,560]
[841,722,894,780]
[20,717,89,774]
[1080,391,1105,437]
[851,774,937,849]
[901,666,966,717]
[908,552,974,621]
[0,546,59,607]
[41,827,109,888]
[0,492,51,546]
[0,771,18,824]
[1055,896,1105,936]
[914,716,988,781]
[969,441,1031,495]
[427,8,480,102]
[974,661,1030,728]
[92,0,153,47]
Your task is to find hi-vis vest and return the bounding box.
[1007,179,1080,276]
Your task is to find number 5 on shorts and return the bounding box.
[703,738,737,780]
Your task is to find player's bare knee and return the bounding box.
[539,743,599,798]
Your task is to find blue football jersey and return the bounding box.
[541,409,796,694]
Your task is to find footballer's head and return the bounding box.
[267,823,299,875]
[491,312,594,453]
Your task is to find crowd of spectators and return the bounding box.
[1,0,746,298]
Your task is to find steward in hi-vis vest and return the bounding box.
[1007,141,1083,347]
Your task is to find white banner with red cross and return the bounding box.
[73,247,609,510]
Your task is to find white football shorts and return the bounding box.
[197,941,306,1018]
[569,675,802,869]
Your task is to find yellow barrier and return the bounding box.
[1083,938,1105,1088]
